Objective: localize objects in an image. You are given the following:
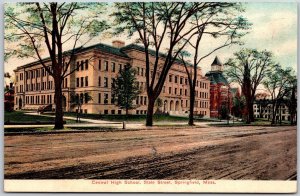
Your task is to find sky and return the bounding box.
[4,2,298,86]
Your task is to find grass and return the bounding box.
[46,112,191,122]
[210,119,293,127]
[4,126,118,133]
[4,111,77,124]
[4,126,59,133]
[46,112,219,122]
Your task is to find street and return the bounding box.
[4,126,296,180]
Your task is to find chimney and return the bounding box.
[112,40,125,48]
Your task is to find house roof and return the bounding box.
[121,44,193,66]
[15,42,194,71]
[230,87,238,94]
[205,71,229,85]
[15,43,130,70]
[212,56,222,66]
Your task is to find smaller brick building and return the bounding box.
[205,57,232,118]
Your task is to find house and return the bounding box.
[13,40,211,117]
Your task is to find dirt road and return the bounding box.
[4,126,296,180]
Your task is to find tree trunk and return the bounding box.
[271,103,277,125]
[146,96,155,126]
[245,97,251,124]
[290,87,296,125]
[77,105,79,122]
[189,90,195,126]
[54,78,64,129]
[125,107,129,119]
[249,100,254,122]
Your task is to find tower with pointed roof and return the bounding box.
[211,56,224,72]
[205,56,232,118]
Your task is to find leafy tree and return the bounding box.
[113,2,249,126]
[263,64,295,124]
[232,95,246,118]
[70,92,93,122]
[225,49,274,124]
[5,2,108,129]
[4,72,11,78]
[220,105,229,120]
[112,63,141,116]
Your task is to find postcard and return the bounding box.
[3,1,297,193]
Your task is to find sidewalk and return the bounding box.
[4,112,234,130]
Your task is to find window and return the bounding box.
[84,93,89,103]
[104,110,108,114]
[81,77,84,87]
[111,62,115,72]
[185,78,188,85]
[119,64,122,71]
[85,59,89,70]
[185,89,187,96]
[137,67,140,75]
[85,76,88,86]
[104,93,108,104]
[76,78,79,87]
[112,78,116,88]
[98,77,101,86]
[175,76,178,83]
[169,75,172,82]
[118,110,122,114]
[80,93,84,103]
[98,93,101,104]
[111,94,115,104]
[180,77,183,84]
[141,68,144,76]
[111,110,115,114]
[104,61,108,71]
[104,77,108,87]
[175,88,177,95]
[65,78,68,88]
[169,87,172,94]
[98,60,101,70]
[81,60,84,71]
[144,97,147,105]
[180,89,182,95]
[76,62,80,71]
[140,96,143,105]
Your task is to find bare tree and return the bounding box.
[179,12,249,125]
[5,2,108,129]
[113,2,249,126]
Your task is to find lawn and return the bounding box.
[46,112,190,122]
[210,119,293,127]
[4,111,76,124]
[46,112,219,123]
[4,126,119,133]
